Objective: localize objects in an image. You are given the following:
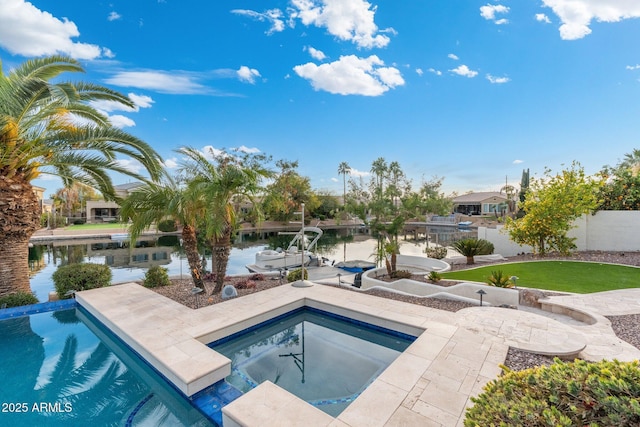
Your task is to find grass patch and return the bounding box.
[442,261,640,293]
[65,223,129,230]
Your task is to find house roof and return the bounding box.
[452,192,507,204]
[114,182,144,191]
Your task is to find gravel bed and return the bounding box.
[503,347,558,371]
[150,251,640,371]
[605,313,640,351]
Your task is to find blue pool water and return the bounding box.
[0,305,215,427]
[210,308,415,417]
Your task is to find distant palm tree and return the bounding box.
[370,157,388,198]
[180,147,271,293]
[620,148,640,170]
[119,174,206,289]
[337,161,351,208]
[0,55,162,298]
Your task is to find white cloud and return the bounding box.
[109,115,135,128]
[513,159,524,164]
[237,66,261,84]
[428,68,442,76]
[293,55,404,96]
[105,70,208,94]
[0,0,106,59]
[235,145,261,154]
[542,0,640,40]
[103,47,116,58]
[107,11,121,22]
[416,68,424,76]
[348,168,369,177]
[486,74,510,84]
[536,13,552,23]
[201,146,225,160]
[115,158,144,174]
[480,4,510,24]
[307,46,327,61]
[290,0,392,49]
[128,93,155,110]
[331,177,339,182]
[231,9,285,34]
[90,93,154,113]
[627,65,640,70]
[449,65,478,78]
[163,157,179,169]
[448,53,459,60]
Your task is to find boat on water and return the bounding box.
[246,226,323,273]
[334,260,376,273]
[457,221,473,228]
[110,233,130,241]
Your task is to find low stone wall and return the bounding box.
[361,267,519,307]
[394,254,451,272]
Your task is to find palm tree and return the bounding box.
[620,148,640,170]
[337,161,350,208]
[118,174,206,289]
[180,147,271,293]
[0,55,162,298]
[451,238,494,265]
[370,157,388,199]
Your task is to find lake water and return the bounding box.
[29,227,472,302]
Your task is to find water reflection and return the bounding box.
[28,227,474,302]
[0,309,213,426]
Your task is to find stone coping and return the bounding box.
[76,282,510,426]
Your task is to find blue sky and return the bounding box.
[1,0,640,198]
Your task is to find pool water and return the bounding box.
[210,308,415,417]
[0,307,214,427]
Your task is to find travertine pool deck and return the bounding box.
[76,283,640,427]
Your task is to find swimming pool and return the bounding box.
[0,305,215,427]
[209,307,415,417]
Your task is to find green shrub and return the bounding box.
[0,292,39,308]
[157,219,177,232]
[143,266,171,288]
[486,270,514,288]
[465,359,640,426]
[287,268,308,282]
[427,271,442,282]
[425,246,448,259]
[451,238,495,265]
[53,263,112,299]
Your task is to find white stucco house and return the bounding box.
[452,192,510,216]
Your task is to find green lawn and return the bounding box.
[442,261,640,294]
[65,223,129,230]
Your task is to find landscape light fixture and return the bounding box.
[191,287,204,308]
[476,289,487,306]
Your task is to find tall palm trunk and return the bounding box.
[0,176,41,297]
[181,224,204,289]
[211,226,232,294]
